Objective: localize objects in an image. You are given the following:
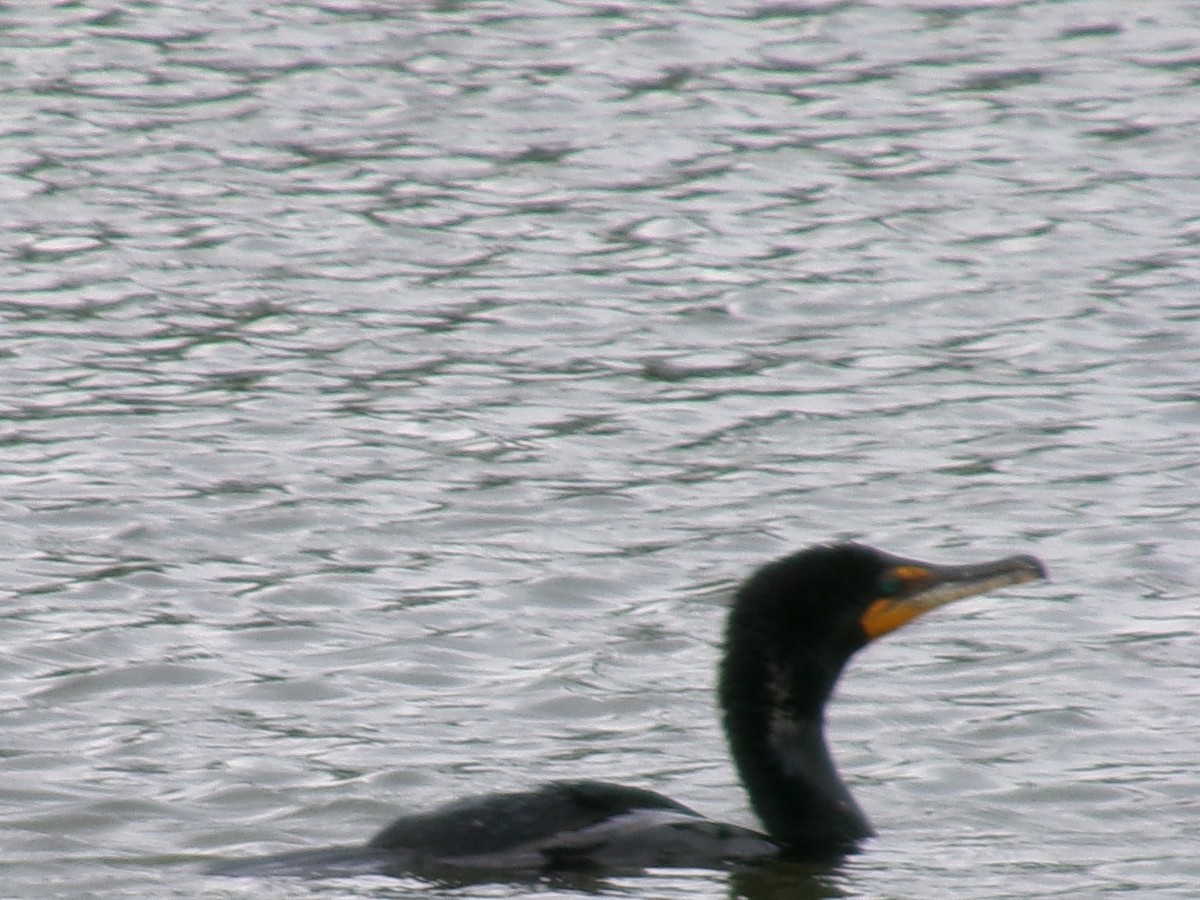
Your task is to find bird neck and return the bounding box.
[719,656,873,853]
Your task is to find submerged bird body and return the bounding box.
[209,543,1045,878]
[366,780,779,870]
[210,781,778,878]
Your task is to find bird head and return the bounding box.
[723,543,1046,713]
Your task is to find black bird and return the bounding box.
[208,543,1045,879]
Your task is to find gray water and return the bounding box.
[2,1,1199,897]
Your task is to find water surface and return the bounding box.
[2,2,1199,897]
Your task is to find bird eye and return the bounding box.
[878,574,902,596]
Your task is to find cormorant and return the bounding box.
[208,543,1045,878]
